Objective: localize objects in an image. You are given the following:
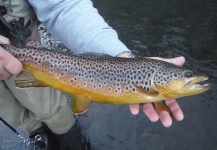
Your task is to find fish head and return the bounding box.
[153,63,210,99]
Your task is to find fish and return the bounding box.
[1,44,210,114]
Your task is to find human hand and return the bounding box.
[0,35,23,79]
[129,56,185,127]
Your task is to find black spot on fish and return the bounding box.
[148,73,151,78]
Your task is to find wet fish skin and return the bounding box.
[1,44,210,114]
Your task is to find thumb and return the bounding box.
[0,35,10,44]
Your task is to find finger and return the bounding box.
[166,56,185,66]
[0,61,12,79]
[0,47,23,75]
[157,111,172,127]
[0,35,10,44]
[129,104,139,115]
[153,102,173,127]
[142,103,159,122]
[164,99,184,121]
[147,56,185,66]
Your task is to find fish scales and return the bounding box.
[5,44,160,93]
[1,44,210,114]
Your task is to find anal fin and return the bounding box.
[15,69,48,88]
[71,95,92,114]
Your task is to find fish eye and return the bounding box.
[183,70,193,78]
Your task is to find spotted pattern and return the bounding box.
[153,63,189,86]
[1,44,189,95]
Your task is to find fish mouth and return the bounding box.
[183,75,210,91]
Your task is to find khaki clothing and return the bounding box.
[0,0,75,134]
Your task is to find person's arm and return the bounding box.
[0,35,23,80]
[28,0,184,127]
[28,0,130,56]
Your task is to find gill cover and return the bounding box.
[153,63,210,99]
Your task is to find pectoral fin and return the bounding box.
[15,69,48,88]
[134,85,159,96]
[71,95,92,114]
[153,101,170,112]
[154,85,174,99]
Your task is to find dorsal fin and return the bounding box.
[79,52,113,59]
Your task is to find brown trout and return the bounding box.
[1,44,210,114]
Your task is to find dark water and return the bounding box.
[0,0,217,150]
[93,0,217,74]
[76,0,217,150]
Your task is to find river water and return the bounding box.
[0,0,217,149]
